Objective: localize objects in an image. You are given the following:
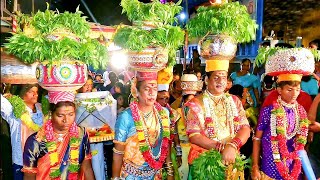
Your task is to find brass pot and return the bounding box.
[198,34,237,61]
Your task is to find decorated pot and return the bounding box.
[198,34,237,60]
[180,74,203,94]
[265,48,315,76]
[1,51,38,84]
[127,47,168,72]
[36,60,88,91]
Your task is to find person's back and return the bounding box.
[301,75,319,98]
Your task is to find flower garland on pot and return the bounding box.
[44,120,81,180]
[130,101,170,170]
[270,97,309,180]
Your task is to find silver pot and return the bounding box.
[198,34,237,60]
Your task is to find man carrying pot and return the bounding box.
[183,58,251,178]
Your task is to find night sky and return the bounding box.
[19,0,131,25]
[18,0,204,26]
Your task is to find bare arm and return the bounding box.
[24,173,36,180]
[222,125,251,165]
[251,130,263,180]
[189,134,217,150]
[112,143,125,178]
[253,88,261,105]
[166,146,174,180]
[81,159,95,180]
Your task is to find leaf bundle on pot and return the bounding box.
[187,2,258,43]
[5,8,107,69]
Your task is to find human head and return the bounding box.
[309,39,320,50]
[182,94,195,104]
[50,101,76,133]
[113,93,125,107]
[114,82,124,94]
[109,71,118,84]
[134,71,158,107]
[95,74,103,82]
[79,76,94,93]
[277,81,301,104]
[136,80,158,107]
[195,70,202,81]
[240,58,251,73]
[19,84,39,105]
[206,70,228,95]
[228,84,244,99]
[192,49,199,59]
[156,90,170,107]
[118,74,125,81]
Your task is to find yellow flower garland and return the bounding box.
[20,113,42,132]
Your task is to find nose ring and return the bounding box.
[149,93,152,96]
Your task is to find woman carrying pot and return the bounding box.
[112,71,173,180]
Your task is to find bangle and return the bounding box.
[226,142,238,151]
[252,136,261,141]
[231,138,243,150]
[113,147,124,155]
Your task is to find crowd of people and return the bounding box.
[1,39,320,180]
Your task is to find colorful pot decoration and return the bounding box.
[127,47,168,72]
[198,34,237,61]
[1,51,38,84]
[180,74,203,95]
[36,60,88,92]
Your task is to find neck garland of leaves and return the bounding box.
[191,149,251,180]
[255,47,320,68]
[113,0,185,67]
[7,95,50,118]
[5,7,107,69]
[186,2,258,43]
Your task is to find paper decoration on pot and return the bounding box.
[265,48,315,82]
[36,60,88,92]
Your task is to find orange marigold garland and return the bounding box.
[130,101,170,170]
[44,120,81,180]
